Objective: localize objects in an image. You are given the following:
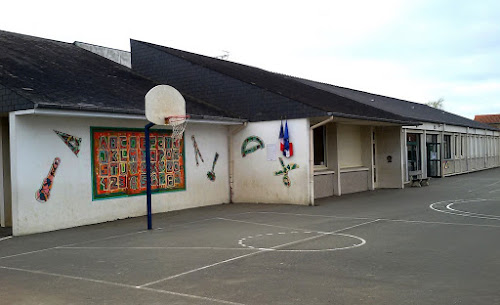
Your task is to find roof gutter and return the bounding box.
[326,111,420,126]
[14,108,246,125]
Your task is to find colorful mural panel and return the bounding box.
[92,127,186,200]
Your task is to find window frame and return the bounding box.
[313,125,328,169]
[460,134,465,157]
[443,134,452,160]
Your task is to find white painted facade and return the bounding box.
[231,119,311,205]
[8,111,231,235]
[3,109,499,236]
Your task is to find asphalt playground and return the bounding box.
[1,168,500,304]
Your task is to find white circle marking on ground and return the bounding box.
[430,198,500,220]
[237,231,366,252]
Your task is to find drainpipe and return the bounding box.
[309,116,334,206]
[228,122,248,203]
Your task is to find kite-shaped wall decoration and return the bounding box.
[241,136,265,157]
[274,157,299,187]
[54,130,82,156]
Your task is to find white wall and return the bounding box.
[9,113,230,235]
[231,119,311,205]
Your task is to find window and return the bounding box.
[407,133,421,171]
[443,135,451,159]
[454,135,459,158]
[313,126,327,167]
[475,136,479,157]
[468,136,472,156]
[472,136,479,158]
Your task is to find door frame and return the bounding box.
[426,142,441,177]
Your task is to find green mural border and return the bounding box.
[90,126,187,201]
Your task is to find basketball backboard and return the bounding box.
[145,85,186,125]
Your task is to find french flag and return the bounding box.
[279,120,285,153]
[283,121,293,157]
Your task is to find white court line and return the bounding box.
[263,219,378,252]
[446,201,500,219]
[138,219,379,288]
[239,231,366,252]
[58,246,256,251]
[0,236,12,242]
[0,217,222,260]
[246,211,374,220]
[217,217,312,232]
[247,211,500,228]
[138,251,268,288]
[0,266,245,305]
[0,230,149,260]
[384,218,500,228]
[430,199,500,221]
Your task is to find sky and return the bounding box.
[1,0,499,119]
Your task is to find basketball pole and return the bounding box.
[145,122,155,230]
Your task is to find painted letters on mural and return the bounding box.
[35,157,61,202]
[92,128,185,199]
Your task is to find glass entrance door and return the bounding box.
[407,133,421,174]
[427,143,441,177]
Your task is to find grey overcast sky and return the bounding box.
[1,0,499,119]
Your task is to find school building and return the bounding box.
[1,30,498,235]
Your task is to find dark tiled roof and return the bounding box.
[131,40,419,125]
[474,114,500,124]
[0,30,237,120]
[297,79,498,131]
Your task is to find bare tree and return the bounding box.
[426,98,444,109]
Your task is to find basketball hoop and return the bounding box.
[166,115,190,144]
[144,85,188,230]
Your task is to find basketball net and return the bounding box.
[166,115,189,145]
